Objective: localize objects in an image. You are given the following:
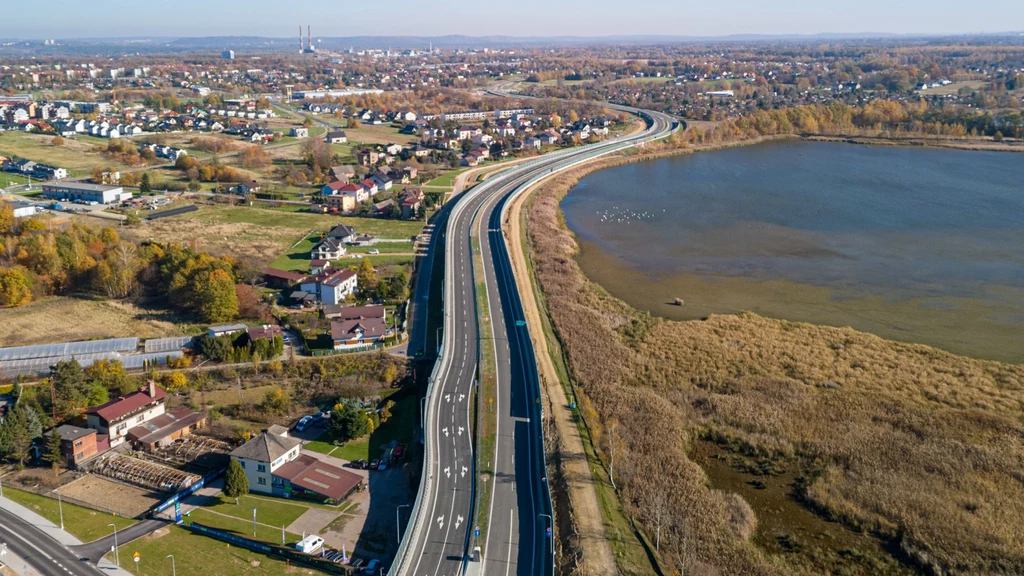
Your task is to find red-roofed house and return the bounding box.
[273,453,364,503]
[359,179,379,196]
[331,316,389,349]
[86,382,167,448]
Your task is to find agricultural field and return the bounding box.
[0,297,190,347]
[0,132,138,175]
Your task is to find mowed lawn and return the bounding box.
[187,509,301,544]
[108,524,306,576]
[202,494,310,528]
[3,487,137,543]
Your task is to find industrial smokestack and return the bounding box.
[307,25,311,52]
[299,25,303,52]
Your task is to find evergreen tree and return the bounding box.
[224,459,249,499]
[44,430,64,477]
[139,173,152,194]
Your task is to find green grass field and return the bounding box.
[0,132,136,175]
[187,509,301,544]
[200,495,311,529]
[185,205,424,239]
[425,169,468,188]
[2,487,138,543]
[108,523,297,576]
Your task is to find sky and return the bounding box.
[2,0,1023,39]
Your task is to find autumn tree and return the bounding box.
[260,387,290,415]
[195,268,239,322]
[52,135,64,146]
[0,266,33,307]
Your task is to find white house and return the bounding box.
[85,382,167,448]
[229,428,302,494]
[300,268,358,305]
[310,238,346,260]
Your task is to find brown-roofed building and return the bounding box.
[247,324,283,341]
[322,304,385,321]
[331,316,389,350]
[47,425,99,468]
[86,382,167,448]
[127,406,207,451]
[262,267,308,289]
[273,453,364,503]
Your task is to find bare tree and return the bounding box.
[605,418,625,490]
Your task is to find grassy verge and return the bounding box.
[470,234,498,550]
[107,523,297,576]
[180,205,425,239]
[2,486,138,543]
[425,168,468,188]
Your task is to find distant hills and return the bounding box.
[1,32,1022,55]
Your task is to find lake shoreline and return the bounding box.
[561,136,1024,363]
[521,141,1024,575]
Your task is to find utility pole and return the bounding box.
[166,554,176,576]
[108,523,120,566]
[396,504,411,543]
[252,507,257,537]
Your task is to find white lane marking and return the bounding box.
[505,508,516,576]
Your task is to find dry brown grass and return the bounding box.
[526,150,1024,575]
[123,215,299,262]
[0,297,185,347]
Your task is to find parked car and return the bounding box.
[365,559,380,573]
[368,249,380,254]
[369,459,379,470]
[295,415,313,432]
[392,446,405,460]
[377,456,389,471]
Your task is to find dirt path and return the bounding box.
[505,183,618,576]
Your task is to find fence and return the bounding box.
[146,204,198,220]
[183,522,352,575]
[150,467,225,516]
[12,482,134,519]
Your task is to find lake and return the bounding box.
[562,141,1024,362]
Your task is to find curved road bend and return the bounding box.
[0,506,105,576]
[395,107,676,576]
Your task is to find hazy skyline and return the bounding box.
[2,0,1023,39]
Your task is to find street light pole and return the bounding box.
[396,504,411,544]
[166,554,176,576]
[108,523,120,567]
[252,508,257,537]
[539,513,554,571]
[55,489,64,530]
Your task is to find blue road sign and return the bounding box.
[474,526,481,537]
[546,527,553,538]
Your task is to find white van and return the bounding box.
[295,535,324,554]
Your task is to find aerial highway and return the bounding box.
[392,104,677,576]
[0,505,105,576]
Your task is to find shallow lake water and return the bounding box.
[562,141,1024,362]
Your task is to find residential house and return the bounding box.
[247,325,283,341]
[325,131,348,144]
[322,304,385,320]
[399,188,425,219]
[327,223,357,243]
[230,180,261,195]
[262,268,308,290]
[47,425,100,469]
[229,430,302,494]
[290,127,309,138]
[310,238,346,260]
[300,268,358,305]
[331,314,389,349]
[328,165,355,182]
[523,136,542,149]
[85,382,167,448]
[356,150,379,166]
[359,179,379,196]
[369,174,393,191]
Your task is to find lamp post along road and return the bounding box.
[166,554,176,576]
[252,508,257,537]
[108,523,120,566]
[396,504,411,544]
[55,489,64,530]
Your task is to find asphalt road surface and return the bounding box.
[393,105,677,576]
[0,506,105,576]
